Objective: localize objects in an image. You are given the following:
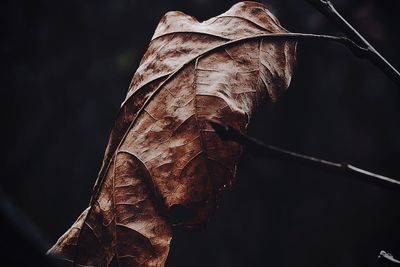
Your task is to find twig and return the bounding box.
[306,0,400,87]
[379,250,400,265]
[207,118,400,190]
[248,32,370,59]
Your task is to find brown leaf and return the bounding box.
[48,2,297,266]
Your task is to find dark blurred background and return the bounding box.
[1,0,399,266]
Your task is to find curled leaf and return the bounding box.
[48,2,297,266]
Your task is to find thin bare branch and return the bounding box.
[207,118,400,190]
[306,0,400,87]
[379,250,400,265]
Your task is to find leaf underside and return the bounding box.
[48,2,297,266]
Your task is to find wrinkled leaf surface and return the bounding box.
[48,2,297,266]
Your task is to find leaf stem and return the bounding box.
[246,32,369,58]
[207,118,400,190]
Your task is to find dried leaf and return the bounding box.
[48,2,297,266]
